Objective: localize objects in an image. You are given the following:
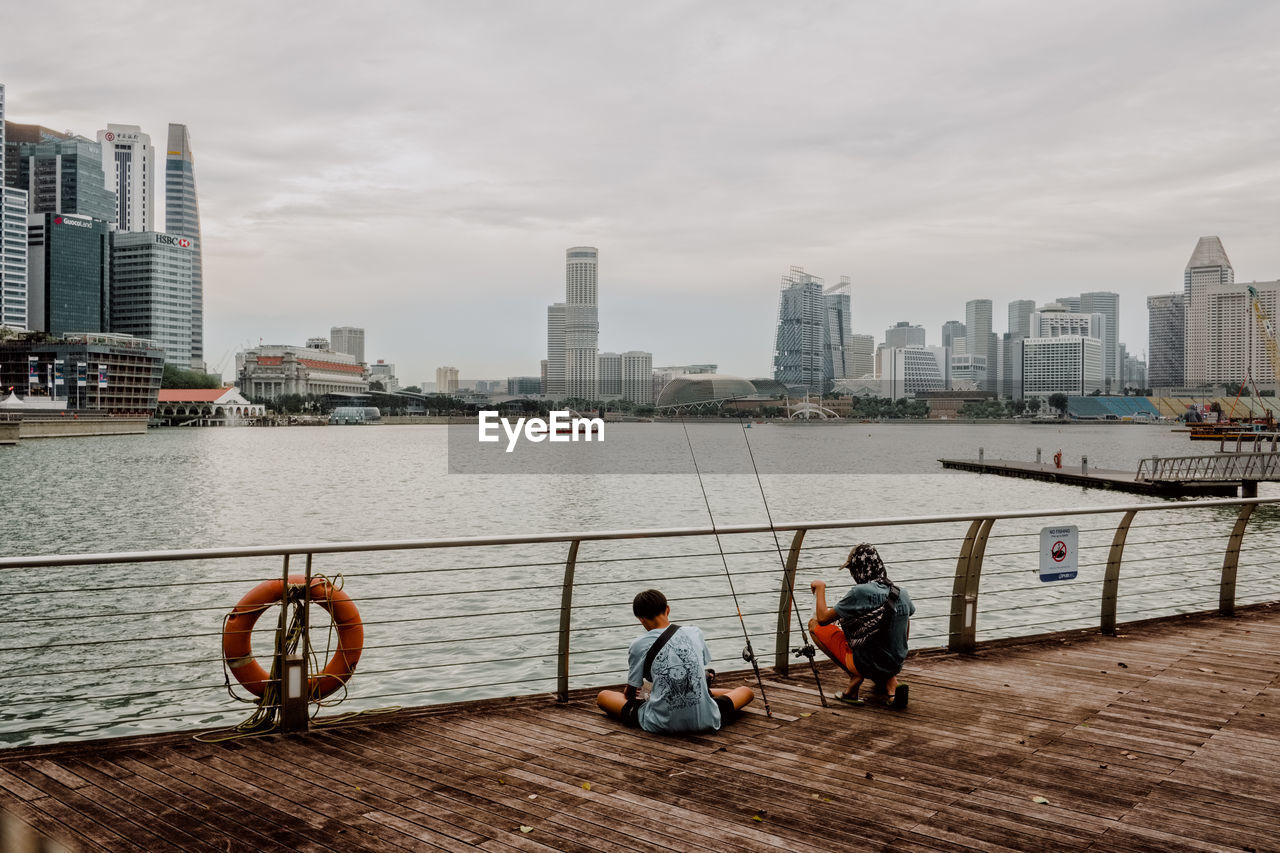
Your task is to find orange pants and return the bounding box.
[810,622,857,676]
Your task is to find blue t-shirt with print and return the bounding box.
[627,625,721,734]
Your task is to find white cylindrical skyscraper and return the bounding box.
[563,247,599,400]
[97,124,153,233]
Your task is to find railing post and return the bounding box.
[1100,510,1137,635]
[773,528,807,674]
[1220,504,1256,617]
[556,539,581,702]
[948,518,993,653]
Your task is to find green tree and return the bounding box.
[161,364,222,389]
[1048,393,1069,416]
[1026,397,1042,414]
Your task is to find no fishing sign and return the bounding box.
[1038,525,1078,582]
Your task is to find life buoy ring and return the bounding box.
[1053,450,1063,469]
[222,574,363,700]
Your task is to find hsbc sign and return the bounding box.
[154,233,192,249]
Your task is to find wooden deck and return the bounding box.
[2,605,1277,852]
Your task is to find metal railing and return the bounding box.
[1136,452,1280,483]
[1,496,1278,747]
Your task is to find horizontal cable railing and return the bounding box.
[1,496,1278,748]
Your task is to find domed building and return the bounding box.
[655,375,765,411]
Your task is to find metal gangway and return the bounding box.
[1136,451,1280,483]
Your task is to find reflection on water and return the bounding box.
[1,423,1276,746]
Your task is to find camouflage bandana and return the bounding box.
[839,543,896,651]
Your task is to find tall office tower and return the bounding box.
[941,320,966,351]
[26,213,112,334]
[1079,291,1120,392]
[96,124,153,232]
[884,321,926,349]
[110,232,193,365]
[598,351,622,396]
[435,366,459,394]
[965,299,997,392]
[1182,236,1233,386]
[563,246,599,399]
[848,334,874,379]
[13,137,116,220]
[773,266,831,394]
[1007,300,1035,339]
[621,350,653,404]
[879,346,946,398]
[165,124,204,367]
[545,302,566,396]
[1031,304,1105,339]
[1021,336,1105,397]
[0,84,30,329]
[1056,296,1082,313]
[825,278,855,379]
[3,121,72,188]
[329,326,366,363]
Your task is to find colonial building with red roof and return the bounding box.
[235,343,369,400]
[154,387,266,425]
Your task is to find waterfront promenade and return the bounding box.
[2,605,1275,852]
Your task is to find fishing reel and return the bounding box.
[741,646,756,663]
[791,643,816,661]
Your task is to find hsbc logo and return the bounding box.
[154,233,191,248]
[179,238,191,248]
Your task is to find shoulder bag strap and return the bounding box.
[643,623,681,684]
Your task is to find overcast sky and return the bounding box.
[4,1,1279,383]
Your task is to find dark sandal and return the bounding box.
[834,690,865,706]
[889,683,909,710]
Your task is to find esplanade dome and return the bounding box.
[655,375,761,409]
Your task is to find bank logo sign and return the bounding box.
[154,233,192,249]
[53,216,92,229]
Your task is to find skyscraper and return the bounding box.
[0,84,30,330]
[773,266,831,394]
[848,334,874,379]
[1079,291,1120,392]
[96,124,153,232]
[621,351,653,404]
[110,231,193,365]
[435,366,459,394]
[330,326,366,363]
[165,124,203,367]
[26,213,112,335]
[11,137,116,221]
[941,320,966,352]
[1007,300,1035,339]
[884,321,926,349]
[965,299,996,392]
[545,302,566,397]
[563,247,599,399]
[1182,236,1233,387]
[825,278,855,380]
[598,351,622,396]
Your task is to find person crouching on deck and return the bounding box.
[597,589,754,733]
[808,543,915,709]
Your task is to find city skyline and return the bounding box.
[2,2,1279,383]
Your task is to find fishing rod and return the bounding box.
[675,408,772,718]
[731,398,828,708]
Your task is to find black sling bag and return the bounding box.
[642,623,681,683]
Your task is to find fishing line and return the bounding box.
[674,408,772,718]
[731,398,828,707]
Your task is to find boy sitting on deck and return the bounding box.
[808,543,915,709]
[597,589,754,733]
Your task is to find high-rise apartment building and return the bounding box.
[965,300,997,392]
[329,326,366,363]
[0,84,30,330]
[1182,236,1234,387]
[96,124,153,232]
[1021,336,1104,397]
[1031,304,1105,339]
[545,302,566,396]
[773,267,831,394]
[435,366,459,394]
[564,246,599,399]
[165,124,203,367]
[621,350,653,404]
[884,321,926,349]
[1206,280,1280,393]
[598,351,622,396]
[110,232,193,365]
[1147,293,1184,390]
[1079,291,1120,391]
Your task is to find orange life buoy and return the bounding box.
[1053,450,1063,469]
[222,574,363,700]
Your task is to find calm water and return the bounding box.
[2,422,1276,745]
